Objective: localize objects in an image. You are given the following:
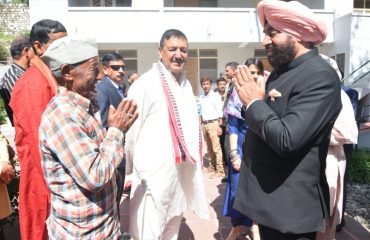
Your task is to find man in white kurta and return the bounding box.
[125,29,209,240]
[316,90,358,240]
[317,55,358,240]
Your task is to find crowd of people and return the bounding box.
[0,0,360,240]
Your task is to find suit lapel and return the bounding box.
[102,77,123,106]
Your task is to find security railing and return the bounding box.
[341,59,370,88]
[341,60,370,131]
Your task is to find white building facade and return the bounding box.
[28,0,370,95]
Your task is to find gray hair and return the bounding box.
[51,64,80,85]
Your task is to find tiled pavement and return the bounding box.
[1,123,369,240]
[120,171,370,240]
[119,171,233,240]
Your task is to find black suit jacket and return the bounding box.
[234,48,342,234]
[96,76,124,128]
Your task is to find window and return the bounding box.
[68,0,131,7]
[354,0,370,8]
[119,50,137,77]
[176,0,217,7]
[98,49,138,76]
[188,49,198,58]
[336,53,345,76]
[165,0,217,7]
[199,49,218,82]
[254,49,267,58]
[116,0,131,7]
[199,49,217,57]
[164,0,254,8]
[200,59,217,81]
[354,0,370,13]
[183,49,217,95]
[200,0,217,7]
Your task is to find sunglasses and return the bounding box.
[109,65,126,71]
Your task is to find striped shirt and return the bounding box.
[39,87,124,240]
[0,63,25,93]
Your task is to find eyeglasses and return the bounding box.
[109,65,126,71]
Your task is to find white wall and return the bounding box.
[64,9,334,44]
[27,0,340,88]
[66,9,261,43]
[326,0,353,18]
[291,0,325,9]
[218,45,252,71]
[137,45,158,74]
[332,13,352,76]
[29,0,335,44]
[132,0,162,8]
[350,14,370,70]
[317,44,333,57]
[29,0,69,28]
[0,65,10,79]
[332,12,370,96]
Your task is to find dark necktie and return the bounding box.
[118,86,125,98]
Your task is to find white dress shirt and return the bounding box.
[199,90,223,121]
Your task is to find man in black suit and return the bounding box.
[96,52,127,128]
[96,52,127,206]
[233,1,342,239]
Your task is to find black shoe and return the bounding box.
[221,176,228,183]
[336,224,344,232]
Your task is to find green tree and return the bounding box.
[0,42,8,62]
[0,31,13,62]
[0,98,7,124]
[11,0,29,5]
[0,0,28,5]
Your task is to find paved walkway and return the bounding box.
[2,122,370,240]
[120,170,370,240]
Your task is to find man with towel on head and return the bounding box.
[233,1,342,239]
[39,37,138,239]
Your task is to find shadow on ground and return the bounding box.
[178,217,195,240]
[209,180,231,240]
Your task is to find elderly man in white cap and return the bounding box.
[39,36,138,239]
[232,0,342,239]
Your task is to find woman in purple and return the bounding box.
[222,58,267,240]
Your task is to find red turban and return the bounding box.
[257,0,327,45]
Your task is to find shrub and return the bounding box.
[0,99,19,226]
[11,0,29,5]
[4,162,20,226]
[0,32,13,62]
[0,40,8,62]
[0,98,8,124]
[348,148,370,184]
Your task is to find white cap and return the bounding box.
[42,36,98,71]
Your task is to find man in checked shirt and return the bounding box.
[39,36,138,239]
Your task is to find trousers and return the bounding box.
[203,121,224,173]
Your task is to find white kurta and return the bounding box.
[326,90,358,220]
[125,63,209,239]
[318,90,358,240]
